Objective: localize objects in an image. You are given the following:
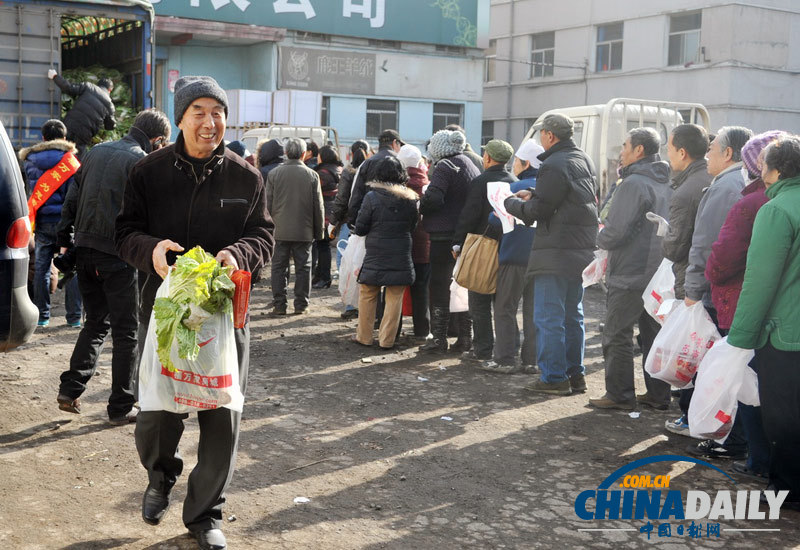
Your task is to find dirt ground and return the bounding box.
[1,280,799,550]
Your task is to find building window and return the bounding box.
[366,99,397,140]
[668,12,701,66]
[485,39,496,82]
[321,96,330,126]
[596,22,623,72]
[481,120,494,145]
[530,32,554,78]
[433,103,463,132]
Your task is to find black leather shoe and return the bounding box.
[192,528,227,550]
[142,484,170,525]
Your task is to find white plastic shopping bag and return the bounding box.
[449,279,469,312]
[642,258,676,324]
[582,249,608,288]
[338,234,366,307]
[688,337,756,441]
[738,365,760,407]
[449,255,469,312]
[645,302,721,387]
[139,273,243,414]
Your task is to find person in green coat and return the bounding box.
[728,135,800,508]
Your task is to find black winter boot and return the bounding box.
[419,307,449,353]
[449,312,473,353]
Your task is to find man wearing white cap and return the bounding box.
[480,140,542,373]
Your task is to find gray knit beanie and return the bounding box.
[174,76,229,125]
[427,129,466,162]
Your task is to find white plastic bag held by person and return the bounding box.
[338,234,366,307]
[689,337,756,441]
[645,302,720,387]
[449,254,469,312]
[582,249,608,288]
[642,258,677,325]
[139,272,244,414]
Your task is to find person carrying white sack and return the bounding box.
[726,135,800,510]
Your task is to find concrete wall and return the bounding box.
[485,0,800,141]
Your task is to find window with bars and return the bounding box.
[668,12,701,66]
[433,103,463,132]
[366,99,398,140]
[481,120,494,146]
[485,39,497,82]
[595,22,623,72]
[530,32,554,78]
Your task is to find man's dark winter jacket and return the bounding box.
[57,130,150,255]
[419,153,481,240]
[453,163,516,247]
[54,75,115,146]
[347,147,396,225]
[597,154,672,289]
[18,139,77,225]
[462,143,484,172]
[330,165,356,227]
[661,158,712,299]
[256,138,284,181]
[316,162,342,225]
[504,138,598,279]
[355,181,419,287]
[115,133,275,312]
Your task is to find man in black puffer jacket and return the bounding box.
[48,69,116,158]
[588,127,672,411]
[505,113,598,396]
[55,109,171,425]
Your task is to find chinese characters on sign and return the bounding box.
[280,46,376,95]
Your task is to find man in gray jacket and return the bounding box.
[589,128,672,410]
[661,124,712,299]
[267,137,324,315]
[682,126,752,461]
[684,126,752,309]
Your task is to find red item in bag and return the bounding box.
[231,270,251,328]
[402,286,413,316]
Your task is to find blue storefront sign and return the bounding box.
[149,0,488,48]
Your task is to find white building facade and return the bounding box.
[483,0,800,143]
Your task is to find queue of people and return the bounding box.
[331,117,800,512]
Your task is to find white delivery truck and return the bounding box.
[521,98,711,199]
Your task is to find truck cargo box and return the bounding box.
[0,0,152,149]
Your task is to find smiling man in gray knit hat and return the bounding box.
[115,75,275,550]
